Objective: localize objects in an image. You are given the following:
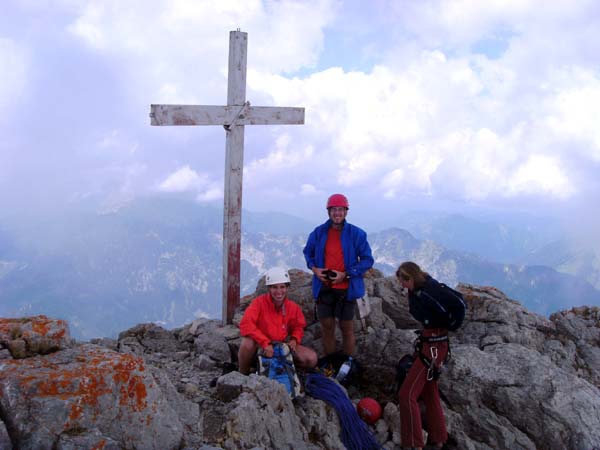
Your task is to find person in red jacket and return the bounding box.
[238,267,318,375]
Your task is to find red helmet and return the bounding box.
[357,397,382,425]
[326,193,349,209]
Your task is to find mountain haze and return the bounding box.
[1,197,599,339]
[523,237,600,290]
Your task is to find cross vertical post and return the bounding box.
[150,30,304,325]
[222,31,246,325]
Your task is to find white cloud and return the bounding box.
[542,68,600,159]
[158,166,208,192]
[245,3,600,205]
[380,169,405,198]
[508,154,574,198]
[245,136,314,179]
[158,166,223,202]
[300,184,319,195]
[196,187,222,202]
[157,166,223,202]
[388,0,599,56]
[66,0,337,103]
[5,0,600,218]
[0,38,28,112]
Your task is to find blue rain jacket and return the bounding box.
[303,220,374,301]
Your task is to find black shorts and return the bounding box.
[317,287,356,321]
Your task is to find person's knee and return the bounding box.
[238,337,258,361]
[239,337,256,352]
[320,318,336,333]
[306,349,318,368]
[339,320,354,336]
[293,346,317,369]
[301,351,318,368]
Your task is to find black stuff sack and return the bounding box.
[394,354,414,395]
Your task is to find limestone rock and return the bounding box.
[0,315,72,358]
[442,343,600,450]
[55,428,120,450]
[0,344,191,450]
[217,372,320,450]
[117,322,188,354]
[0,419,10,450]
[549,306,600,388]
[453,284,555,350]
[296,396,346,450]
[372,276,420,329]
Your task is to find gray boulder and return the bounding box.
[0,344,194,450]
[0,315,72,358]
[442,343,600,450]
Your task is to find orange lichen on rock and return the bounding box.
[1,345,153,432]
[90,440,107,450]
[0,316,70,358]
[118,374,148,411]
[112,354,149,411]
[70,402,84,421]
[0,318,20,337]
[29,315,68,339]
[130,376,148,411]
[30,317,51,336]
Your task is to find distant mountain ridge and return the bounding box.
[395,211,560,263]
[368,228,600,315]
[1,197,599,339]
[523,237,600,290]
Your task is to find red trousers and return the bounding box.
[398,328,449,448]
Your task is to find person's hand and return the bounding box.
[288,338,298,352]
[312,267,329,283]
[263,344,274,358]
[330,270,347,285]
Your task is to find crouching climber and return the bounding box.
[238,267,318,375]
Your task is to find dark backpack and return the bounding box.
[393,354,415,395]
[419,280,466,331]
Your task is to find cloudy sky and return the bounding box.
[2,0,600,231]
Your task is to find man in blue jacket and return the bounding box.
[303,193,374,357]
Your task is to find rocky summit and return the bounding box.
[1,270,600,450]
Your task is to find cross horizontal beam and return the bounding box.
[150,104,305,127]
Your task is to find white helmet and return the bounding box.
[265,267,291,286]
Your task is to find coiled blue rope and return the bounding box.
[305,372,382,450]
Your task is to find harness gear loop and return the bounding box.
[430,346,438,361]
[414,333,449,381]
[426,346,439,381]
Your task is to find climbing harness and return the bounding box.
[414,332,450,381]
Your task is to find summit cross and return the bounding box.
[150,30,305,325]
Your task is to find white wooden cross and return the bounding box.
[150,30,305,325]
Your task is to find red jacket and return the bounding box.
[239,293,306,349]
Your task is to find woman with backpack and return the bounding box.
[396,261,461,450]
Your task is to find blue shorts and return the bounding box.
[317,287,356,321]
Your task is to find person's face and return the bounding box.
[328,207,348,225]
[398,271,415,291]
[268,283,288,303]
